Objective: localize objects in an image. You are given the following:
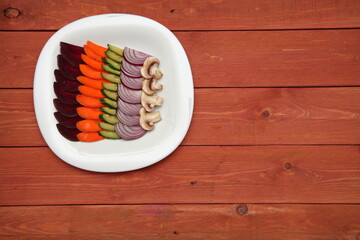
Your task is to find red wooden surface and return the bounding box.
[0,88,359,146]
[1,30,360,88]
[0,146,359,205]
[1,0,360,30]
[0,0,359,239]
[1,204,359,240]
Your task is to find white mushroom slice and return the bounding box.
[141,92,163,112]
[142,79,156,96]
[141,57,163,80]
[142,78,163,96]
[151,78,163,91]
[139,108,162,130]
[149,64,163,80]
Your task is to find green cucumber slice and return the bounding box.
[108,44,124,56]
[100,98,118,109]
[105,50,124,63]
[101,89,118,101]
[99,122,115,131]
[99,130,121,139]
[101,73,121,83]
[102,57,121,70]
[100,107,116,116]
[102,65,120,76]
[99,114,120,125]
[102,83,118,92]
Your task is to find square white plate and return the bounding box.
[34,14,194,172]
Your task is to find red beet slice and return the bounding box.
[60,47,83,67]
[60,42,84,54]
[53,99,80,117]
[54,82,78,105]
[54,70,81,93]
[56,123,80,142]
[54,112,82,129]
[57,55,81,81]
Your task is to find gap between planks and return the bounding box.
[1,202,360,208]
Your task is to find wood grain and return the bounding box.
[1,88,359,146]
[0,204,359,240]
[1,30,360,88]
[1,0,360,30]
[0,146,359,205]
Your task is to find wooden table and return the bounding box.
[1,1,360,239]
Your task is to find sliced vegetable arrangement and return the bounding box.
[54,41,163,142]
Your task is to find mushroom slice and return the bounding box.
[141,57,163,80]
[151,78,163,91]
[139,108,162,130]
[149,64,163,80]
[142,78,163,96]
[142,79,156,96]
[141,92,163,112]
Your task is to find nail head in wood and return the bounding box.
[284,162,292,169]
[261,109,270,119]
[3,7,21,18]
[236,204,248,216]
[190,181,197,185]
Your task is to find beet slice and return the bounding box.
[60,42,84,54]
[54,112,82,129]
[54,82,78,105]
[57,55,81,81]
[54,70,81,93]
[60,47,83,67]
[53,99,80,117]
[56,123,80,142]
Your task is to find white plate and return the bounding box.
[33,14,193,172]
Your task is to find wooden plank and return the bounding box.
[0,88,359,146]
[1,30,360,88]
[1,0,360,30]
[0,204,359,240]
[0,146,359,205]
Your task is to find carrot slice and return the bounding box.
[77,132,104,142]
[77,107,103,120]
[78,85,105,98]
[76,119,102,132]
[84,45,103,62]
[81,54,104,71]
[77,76,109,89]
[79,64,105,79]
[76,95,105,108]
[86,41,107,57]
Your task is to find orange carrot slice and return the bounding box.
[84,45,103,62]
[77,76,109,89]
[86,41,107,57]
[77,132,104,142]
[81,54,104,71]
[79,64,105,79]
[76,119,102,132]
[77,107,103,120]
[76,95,105,108]
[78,85,105,98]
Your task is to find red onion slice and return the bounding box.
[120,72,143,90]
[123,47,150,66]
[117,84,142,104]
[121,60,142,78]
[116,109,140,126]
[115,122,146,140]
[117,97,141,116]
